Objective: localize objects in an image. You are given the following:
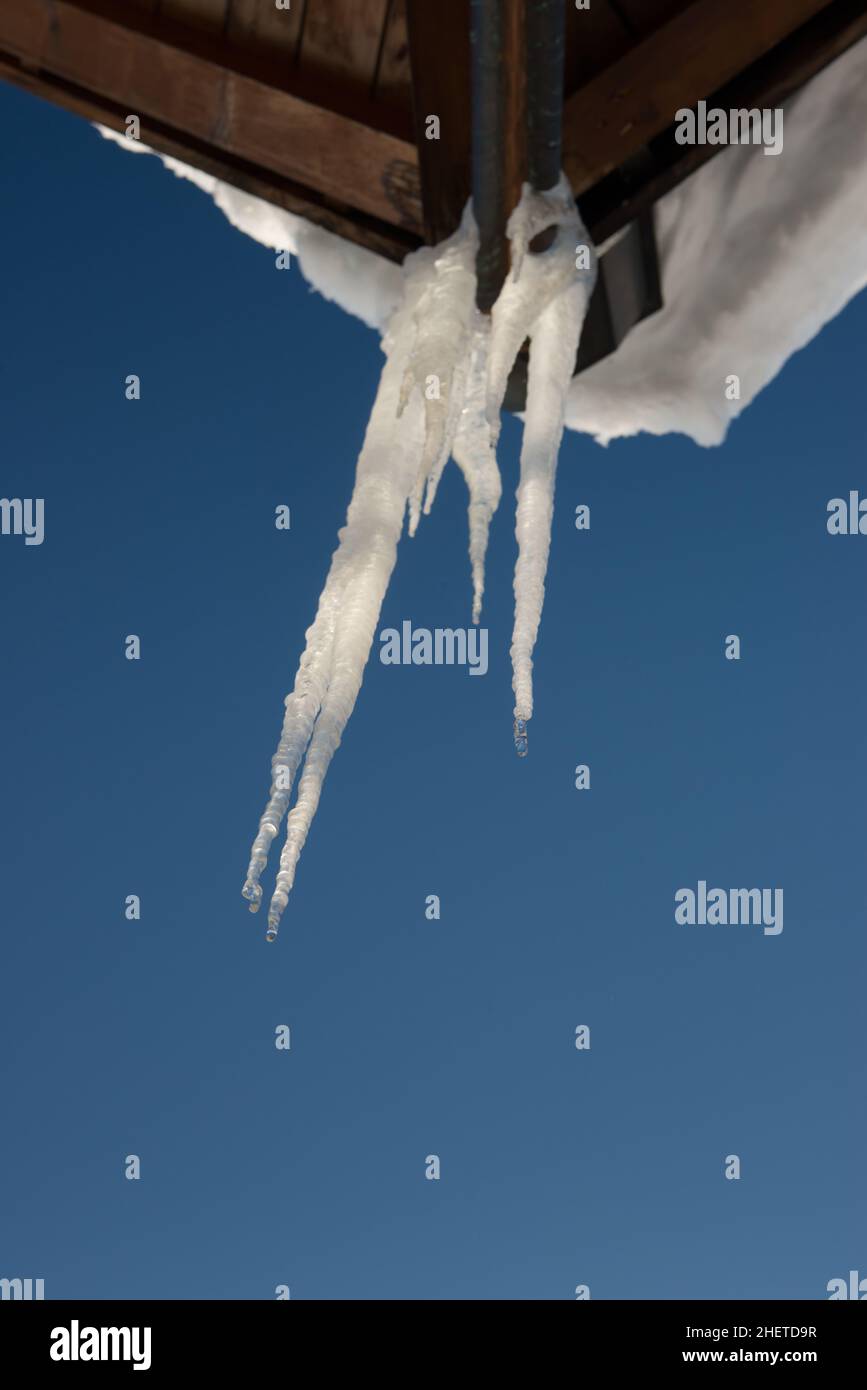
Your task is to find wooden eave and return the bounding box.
[2,0,866,377]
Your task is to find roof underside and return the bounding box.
[2,0,866,387]
[4,0,867,251]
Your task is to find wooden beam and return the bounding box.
[405,0,472,244]
[563,0,836,195]
[0,53,419,265]
[0,0,423,232]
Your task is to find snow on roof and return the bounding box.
[96,33,867,448]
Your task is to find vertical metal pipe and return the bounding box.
[526,0,566,193]
[470,0,567,309]
[526,0,566,255]
[470,0,525,312]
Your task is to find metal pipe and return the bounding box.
[470,0,521,312]
[526,0,565,193]
[470,0,566,309]
[526,0,565,254]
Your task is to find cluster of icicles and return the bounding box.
[243,176,597,940]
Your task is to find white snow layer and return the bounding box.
[96,34,867,447]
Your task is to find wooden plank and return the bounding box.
[405,0,472,244]
[563,0,634,92]
[607,0,687,36]
[562,0,836,195]
[0,50,418,262]
[0,0,422,231]
[581,0,867,245]
[298,0,389,90]
[158,0,228,34]
[225,0,304,56]
[372,0,412,113]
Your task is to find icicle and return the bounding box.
[244,176,597,933]
[244,212,483,939]
[399,207,478,537]
[264,361,425,935]
[486,179,587,443]
[452,320,501,623]
[241,586,342,912]
[511,277,590,726]
[488,178,597,740]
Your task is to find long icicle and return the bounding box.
[451,319,501,624]
[511,280,589,729]
[490,178,597,750]
[264,361,425,937]
[243,178,596,934]
[244,213,482,940]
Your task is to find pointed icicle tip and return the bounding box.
[514,717,529,758]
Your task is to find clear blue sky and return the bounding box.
[1,82,864,1300]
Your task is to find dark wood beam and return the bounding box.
[0,0,423,233]
[0,54,420,265]
[405,0,472,244]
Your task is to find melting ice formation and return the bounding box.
[243,177,597,940]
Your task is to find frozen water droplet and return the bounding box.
[242,879,263,913]
[514,718,528,757]
[265,927,278,943]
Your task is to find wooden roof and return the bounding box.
[3,0,866,260]
[2,0,865,398]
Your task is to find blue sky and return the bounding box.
[1,82,864,1300]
